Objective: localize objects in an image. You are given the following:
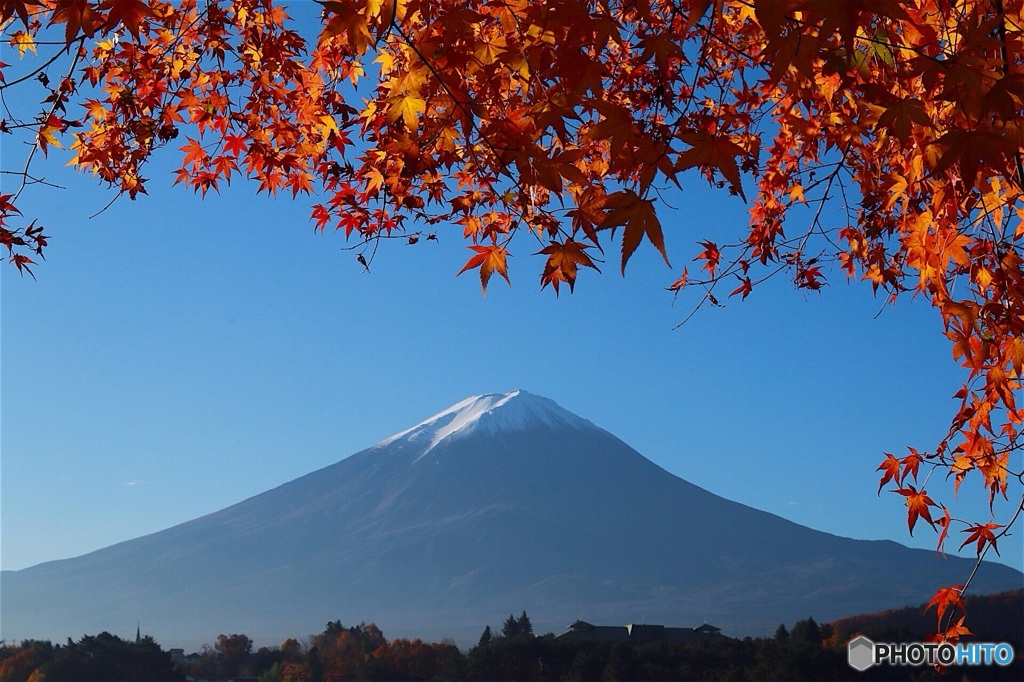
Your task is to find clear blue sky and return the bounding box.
[2,8,1020,587]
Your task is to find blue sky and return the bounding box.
[2,7,1020,590]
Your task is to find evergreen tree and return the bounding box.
[477,625,492,648]
[774,624,789,642]
[501,614,520,638]
[516,611,534,637]
[307,645,324,682]
[790,618,822,648]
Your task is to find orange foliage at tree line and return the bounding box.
[2,0,1023,646]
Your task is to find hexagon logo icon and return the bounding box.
[848,635,875,671]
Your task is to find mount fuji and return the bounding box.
[2,390,1021,648]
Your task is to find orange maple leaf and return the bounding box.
[877,453,901,493]
[666,267,688,294]
[925,585,965,630]
[0,0,41,27]
[457,244,510,296]
[598,191,670,275]
[900,448,923,484]
[536,239,600,295]
[36,114,64,156]
[958,521,1002,556]
[694,240,721,278]
[50,0,102,43]
[729,276,752,300]
[894,484,937,535]
[939,614,972,644]
[100,0,153,38]
[677,132,747,200]
[934,506,952,556]
[877,98,933,143]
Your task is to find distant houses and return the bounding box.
[559,620,726,644]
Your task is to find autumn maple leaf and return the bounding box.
[876,453,901,493]
[900,448,923,484]
[457,244,510,296]
[100,0,153,38]
[694,240,721,277]
[9,253,36,278]
[386,92,426,131]
[894,484,937,535]
[676,132,747,200]
[0,0,40,27]
[729,276,752,300]
[36,114,64,156]
[598,190,670,275]
[536,239,600,295]
[666,267,688,295]
[51,0,103,43]
[938,614,972,644]
[958,521,1002,556]
[935,507,951,556]
[925,585,965,630]
[877,98,934,143]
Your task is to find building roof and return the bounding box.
[561,620,727,644]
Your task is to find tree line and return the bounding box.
[1,610,1020,682]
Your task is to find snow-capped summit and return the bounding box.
[377,389,595,453]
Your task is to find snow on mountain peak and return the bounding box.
[376,390,594,454]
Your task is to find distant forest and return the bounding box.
[1,591,1019,682]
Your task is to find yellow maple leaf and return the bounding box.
[11,31,35,57]
[386,92,426,130]
[37,122,63,156]
[474,34,507,66]
[318,114,339,141]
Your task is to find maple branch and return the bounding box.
[86,193,121,221]
[385,11,560,248]
[940,490,1024,635]
[8,38,84,206]
[0,42,78,92]
[797,145,852,256]
[993,0,1024,191]
[387,20,514,181]
[0,169,65,191]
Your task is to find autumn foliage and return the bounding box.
[3,0,1024,644]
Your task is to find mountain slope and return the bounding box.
[2,391,1021,648]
